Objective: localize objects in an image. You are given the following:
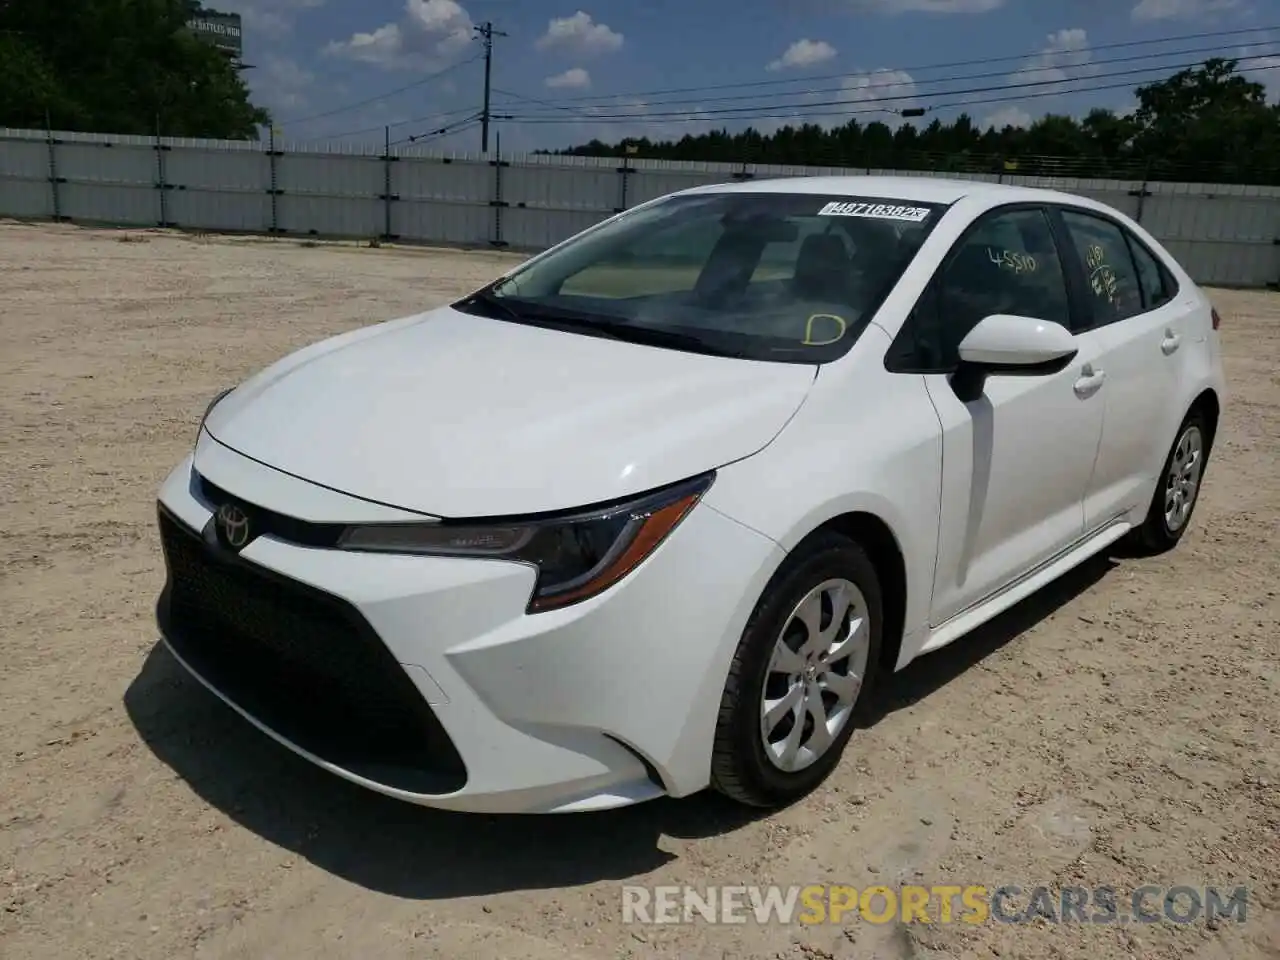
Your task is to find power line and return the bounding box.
[500,52,1280,123]
[276,54,482,126]
[506,24,1277,107]
[926,61,1279,117]
[393,113,485,146]
[507,52,1277,121]
[495,38,1279,114]
[492,87,586,117]
[396,121,482,148]
[300,104,484,142]
[500,61,1280,127]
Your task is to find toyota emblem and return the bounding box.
[216,502,253,550]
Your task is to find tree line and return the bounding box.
[550,60,1280,185]
[0,0,266,139]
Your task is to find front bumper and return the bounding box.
[153,439,783,814]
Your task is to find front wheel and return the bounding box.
[1131,410,1210,554]
[710,532,883,808]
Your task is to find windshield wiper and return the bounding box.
[534,312,747,358]
[457,293,745,358]
[454,289,524,323]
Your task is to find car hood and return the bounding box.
[203,306,817,517]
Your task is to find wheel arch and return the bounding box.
[1189,387,1220,454]
[797,511,909,679]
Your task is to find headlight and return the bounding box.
[337,472,715,612]
[197,387,234,441]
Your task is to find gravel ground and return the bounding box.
[1,221,1276,960]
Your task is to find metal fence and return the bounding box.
[2,126,1279,288]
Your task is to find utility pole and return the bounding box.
[474,20,507,153]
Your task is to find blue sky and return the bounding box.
[221,0,1280,152]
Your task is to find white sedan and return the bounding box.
[154,176,1224,814]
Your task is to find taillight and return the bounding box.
[1211,307,1221,330]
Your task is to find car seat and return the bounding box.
[792,233,851,304]
[1015,220,1068,326]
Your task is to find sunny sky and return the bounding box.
[221,0,1280,152]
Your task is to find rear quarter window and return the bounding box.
[1125,234,1177,309]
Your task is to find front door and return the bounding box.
[908,206,1109,626]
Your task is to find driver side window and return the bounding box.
[912,208,1071,371]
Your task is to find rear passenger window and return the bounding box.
[1126,235,1173,310]
[1059,210,1143,326]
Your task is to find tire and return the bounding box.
[710,531,883,808]
[1131,408,1210,554]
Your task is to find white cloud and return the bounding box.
[854,0,1006,12]
[781,68,921,130]
[983,105,1033,129]
[1008,27,1093,95]
[546,67,592,89]
[839,69,919,111]
[1131,0,1241,21]
[535,11,624,56]
[745,66,921,132]
[227,0,326,39]
[325,0,474,71]
[256,56,316,113]
[767,39,837,71]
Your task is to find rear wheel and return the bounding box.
[710,532,882,808]
[1131,410,1209,553]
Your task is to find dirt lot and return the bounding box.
[1,221,1277,960]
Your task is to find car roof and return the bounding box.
[676,174,1087,209]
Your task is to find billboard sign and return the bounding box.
[187,11,243,57]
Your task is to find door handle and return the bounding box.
[1161,330,1181,355]
[1073,366,1106,398]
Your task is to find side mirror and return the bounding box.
[952,314,1078,401]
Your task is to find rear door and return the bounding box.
[1050,206,1192,530]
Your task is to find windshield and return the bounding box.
[454,191,948,363]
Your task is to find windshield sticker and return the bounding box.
[987,247,1037,274]
[802,313,847,346]
[817,201,931,223]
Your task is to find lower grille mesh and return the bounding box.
[156,507,466,793]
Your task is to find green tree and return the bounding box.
[1129,58,1280,181]
[0,0,269,138]
[547,58,1280,184]
[1079,108,1137,162]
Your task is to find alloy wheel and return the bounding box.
[1164,424,1204,533]
[759,578,871,773]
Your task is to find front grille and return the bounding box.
[196,473,345,548]
[156,506,467,794]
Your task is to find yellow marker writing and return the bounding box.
[803,313,847,346]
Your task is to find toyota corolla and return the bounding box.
[154,176,1224,814]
